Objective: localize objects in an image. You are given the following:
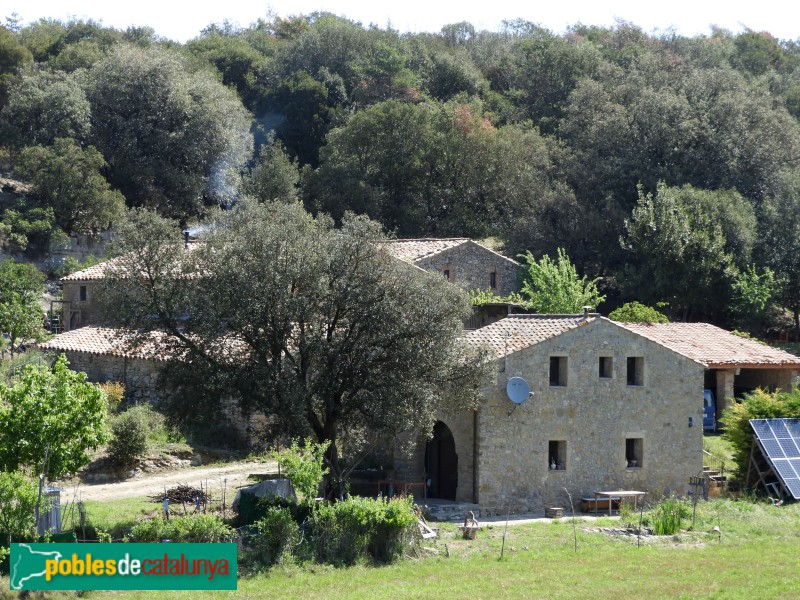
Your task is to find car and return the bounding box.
[703,388,717,432]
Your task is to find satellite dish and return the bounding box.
[506,377,532,405]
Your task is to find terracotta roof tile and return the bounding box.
[465,314,596,359]
[616,322,800,368]
[60,257,121,281]
[40,326,180,362]
[381,238,471,262]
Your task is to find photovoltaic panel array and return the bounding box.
[750,419,800,499]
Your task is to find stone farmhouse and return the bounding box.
[56,237,522,333]
[392,314,800,513]
[41,238,800,513]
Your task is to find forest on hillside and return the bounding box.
[1,13,799,334]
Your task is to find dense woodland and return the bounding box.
[1,13,800,334]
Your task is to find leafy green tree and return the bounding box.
[759,170,800,334]
[84,44,253,221]
[0,471,37,543]
[271,438,330,502]
[240,140,299,203]
[519,248,605,314]
[100,201,485,493]
[13,138,125,234]
[1,68,90,148]
[0,200,57,254]
[0,355,110,478]
[620,183,737,320]
[608,302,669,323]
[0,259,46,355]
[0,25,32,109]
[730,266,776,333]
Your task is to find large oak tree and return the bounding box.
[100,201,485,492]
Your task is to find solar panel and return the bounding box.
[750,418,800,500]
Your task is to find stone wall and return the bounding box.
[395,319,706,514]
[416,242,520,296]
[64,351,163,404]
[735,368,798,394]
[61,281,102,332]
[392,408,476,503]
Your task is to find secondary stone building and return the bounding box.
[394,315,800,513]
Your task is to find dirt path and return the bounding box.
[58,460,277,503]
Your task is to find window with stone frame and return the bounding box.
[79,285,87,302]
[626,438,643,467]
[626,356,644,386]
[549,356,568,386]
[599,356,613,379]
[549,440,567,470]
[442,264,454,283]
[488,268,498,290]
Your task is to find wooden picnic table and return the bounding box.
[594,490,645,516]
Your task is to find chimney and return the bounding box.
[183,230,190,249]
[583,306,592,319]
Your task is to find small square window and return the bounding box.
[549,440,567,470]
[489,271,497,289]
[79,285,87,302]
[599,356,613,379]
[626,438,643,468]
[627,357,644,386]
[549,356,567,387]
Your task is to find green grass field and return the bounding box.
[3,496,800,599]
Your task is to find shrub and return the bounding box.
[97,381,125,415]
[0,471,37,543]
[271,438,330,502]
[108,404,164,465]
[650,497,691,535]
[128,514,233,543]
[721,388,800,479]
[250,507,301,565]
[236,493,310,527]
[309,496,416,565]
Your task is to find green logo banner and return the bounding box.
[9,543,237,590]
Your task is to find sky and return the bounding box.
[6,0,800,43]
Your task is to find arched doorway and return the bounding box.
[425,421,458,500]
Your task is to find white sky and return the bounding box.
[5,1,800,43]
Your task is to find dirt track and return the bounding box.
[58,460,277,503]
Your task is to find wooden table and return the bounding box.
[594,490,645,516]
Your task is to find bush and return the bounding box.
[250,507,301,565]
[236,493,310,527]
[271,438,330,502]
[0,471,37,542]
[97,381,125,415]
[108,404,164,465]
[128,514,233,543]
[721,388,800,479]
[309,496,416,565]
[650,497,691,535]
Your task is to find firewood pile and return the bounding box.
[151,484,209,504]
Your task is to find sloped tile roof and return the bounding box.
[616,322,800,368]
[40,326,180,362]
[60,257,122,281]
[465,314,596,359]
[381,238,471,262]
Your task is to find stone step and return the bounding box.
[418,501,481,522]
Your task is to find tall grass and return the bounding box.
[650,497,690,535]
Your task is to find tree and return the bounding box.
[0,355,110,478]
[519,248,605,314]
[1,68,90,148]
[620,183,737,321]
[0,259,46,355]
[100,201,485,493]
[760,170,800,335]
[240,140,299,203]
[13,138,125,234]
[730,266,777,333]
[0,24,32,109]
[84,44,253,221]
[608,301,669,323]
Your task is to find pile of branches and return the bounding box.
[151,484,209,504]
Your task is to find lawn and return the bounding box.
[3,497,800,599]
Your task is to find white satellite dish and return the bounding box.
[506,377,532,404]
